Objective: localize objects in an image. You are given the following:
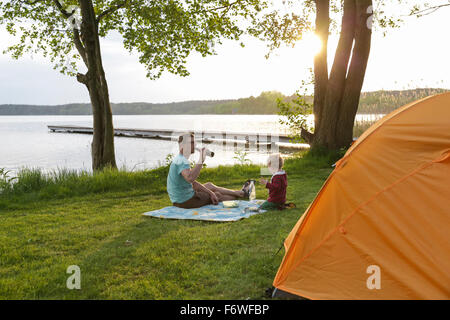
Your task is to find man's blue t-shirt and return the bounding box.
[167,154,195,203]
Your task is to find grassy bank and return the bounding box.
[0,153,333,299]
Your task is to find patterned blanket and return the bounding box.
[142,200,266,222]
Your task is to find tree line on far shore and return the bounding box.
[0,88,447,116]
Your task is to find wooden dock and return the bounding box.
[47,125,308,151]
[48,125,294,143]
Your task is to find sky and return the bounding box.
[0,2,449,105]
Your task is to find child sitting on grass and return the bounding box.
[259,153,287,210]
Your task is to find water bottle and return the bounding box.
[195,147,215,157]
[249,180,256,201]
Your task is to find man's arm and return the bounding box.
[180,148,206,183]
[181,163,203,183]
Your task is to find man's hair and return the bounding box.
[268,153,284,170]
[178,132,194,144]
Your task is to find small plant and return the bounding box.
[164,153,174,167]
[353,118,379,138]
[0,168,17,193]
[278,69,314,144]
[189,159,207,168]
[233,149,252,165]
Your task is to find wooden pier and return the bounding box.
[47,125,307,150]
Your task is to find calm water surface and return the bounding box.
[0,115,291,175]
[0,114,382,175]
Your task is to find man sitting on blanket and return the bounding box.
[167,132,251,209]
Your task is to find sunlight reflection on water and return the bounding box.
[0,114,383,176]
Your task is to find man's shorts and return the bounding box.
[173,190,212,209]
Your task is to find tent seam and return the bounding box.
[275,169,338,282]
[277,153,446,285]
[336,93,445,166]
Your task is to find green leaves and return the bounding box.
[0,0,79,75]
[0,0,444,81]
[277,68,314,144]
[115,0,269,79]
[0,0,274,80]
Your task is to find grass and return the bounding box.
[0,152,333,299]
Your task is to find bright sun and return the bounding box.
[301,33,323,57]
[264,31,324,94]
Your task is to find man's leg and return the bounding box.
[199,190,238,203]
[203,182,245,199]
[214,192,240,201]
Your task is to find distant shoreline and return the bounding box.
[0,88,447,116]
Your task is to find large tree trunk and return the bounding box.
[323,0,357,149]
[335,0,372,148]
[78,0,116,170]
[306,0,372,151]
[311,0,329,147]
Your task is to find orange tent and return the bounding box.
[273,92,450,299]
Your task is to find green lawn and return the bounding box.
[0,154,333,299]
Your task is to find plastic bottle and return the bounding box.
[195,147,215,157]
[249,180,256,201]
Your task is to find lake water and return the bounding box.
[0,114,382,176]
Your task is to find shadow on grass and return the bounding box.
[34,206,304,300]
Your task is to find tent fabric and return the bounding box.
[273,92,450,299]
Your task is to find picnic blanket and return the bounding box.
[142,200,267,222]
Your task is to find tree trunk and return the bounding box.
[311,0,329,147]
[335,0,372,148]
[78,0,116,170]
[323,0,357,149]
[307,0,372,151]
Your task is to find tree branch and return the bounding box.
[410,3,450,17]
[96,1,128,23]
[300,128,314,144]
[193,0,247,15]
[73,28,88,67]
[22,0,46,5]
[76,72,88,85]
[207,0,245,12]
[51,0,71,18]
[48,1,87,69]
